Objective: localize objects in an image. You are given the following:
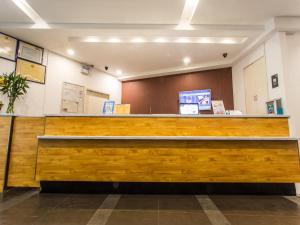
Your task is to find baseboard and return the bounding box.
[40,182,296,195]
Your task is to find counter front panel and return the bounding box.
[36,139,300,183]
[44,116,290,137]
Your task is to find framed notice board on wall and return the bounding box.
[16,58,46,84]
[61,82,85,113]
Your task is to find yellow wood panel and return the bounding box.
[36,139,300,183]
[0,117,11,192]
[7,117,45,187]
[44,117,290,137]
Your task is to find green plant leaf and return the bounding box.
[0,72,30,113]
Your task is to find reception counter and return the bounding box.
[37,114,300,184]
[0,114,300,192]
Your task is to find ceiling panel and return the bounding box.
[0,28,253,76]
[0,0,33,23]
[192,0,300,25]
[27,0,184,24]
[71,42,243,75]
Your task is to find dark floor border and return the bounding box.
[40,182,296,195]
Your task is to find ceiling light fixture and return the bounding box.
[84,36,101,43]
[220,38,237,44]
[68,36,247,44]
[131,37,145,43]
[116,70,123,76]
[198,37,214,44]
[108,37,121,43]
[176,38,191,43]
[183,57,191,65]
[11,0,49,28]
[176,0,199,30]
[67,49,75,56]
[154,38,168,43]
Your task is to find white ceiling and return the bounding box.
[0,0,300,80]
[192,0,300,25]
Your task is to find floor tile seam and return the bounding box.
[0,190,39,213]
[196,195,232,225]
[85,194,121,225]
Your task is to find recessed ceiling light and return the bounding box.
[11,0,48,28]
[67,49,75,55]
[220,38,237,44]
[198,37,214,44]
[176,38,191,43]
[116,70,123,76]
[154,38,168,43]
[177,0,199,30]
[108,37,121,43]
[183,57,191,65]
[84,36,101,42]
[131,37,145,43]
[68,36,247,44]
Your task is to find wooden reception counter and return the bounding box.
[1,114,300,192]
[36,114,300,183]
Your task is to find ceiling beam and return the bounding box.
[0,22,264,31]
[274,16,300,32]
[119,59,232,81]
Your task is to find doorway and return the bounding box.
[244,57,269,114]
[85,90,109,114]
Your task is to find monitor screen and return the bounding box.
[179,89,212,110]
[179,104,199,115]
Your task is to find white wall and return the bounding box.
[232,45,265,113]
[285,33,300,195]
[285,33,300,137]
[232,32,288,114]
[233,32,300,195]
[43,51,121,114]
[264,33,288,108]
[0,51,121,116]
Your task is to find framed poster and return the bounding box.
[179,104,199,115]
[16,58,46,84]
[0,32,17,61]
[18,41,44,64]
[271,74,279,89]
[212,100,226,115]
[266,98,284,115]
[61,82,85,113]
[103,101,115,115]
[114,104,131,115]
[266,101,275,114]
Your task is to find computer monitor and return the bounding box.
[179,89,212,110]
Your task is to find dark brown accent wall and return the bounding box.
[122,68,234,114]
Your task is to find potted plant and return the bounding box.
[0,72,29,114]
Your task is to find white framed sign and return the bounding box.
[212,100,226,115]
[61,82,85,113]
[0,33,17,61]
[18,41,44,64]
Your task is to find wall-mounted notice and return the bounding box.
[114,104,131,115]
[212,100,226,115]
[61,82,85,113]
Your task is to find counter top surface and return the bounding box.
[44,114,289,118]
[37,136,299,141]
[0,113,290,118]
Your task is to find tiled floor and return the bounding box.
[0,189,300,225]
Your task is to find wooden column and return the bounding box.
[7,117,45,188]
[0,116,13,192]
